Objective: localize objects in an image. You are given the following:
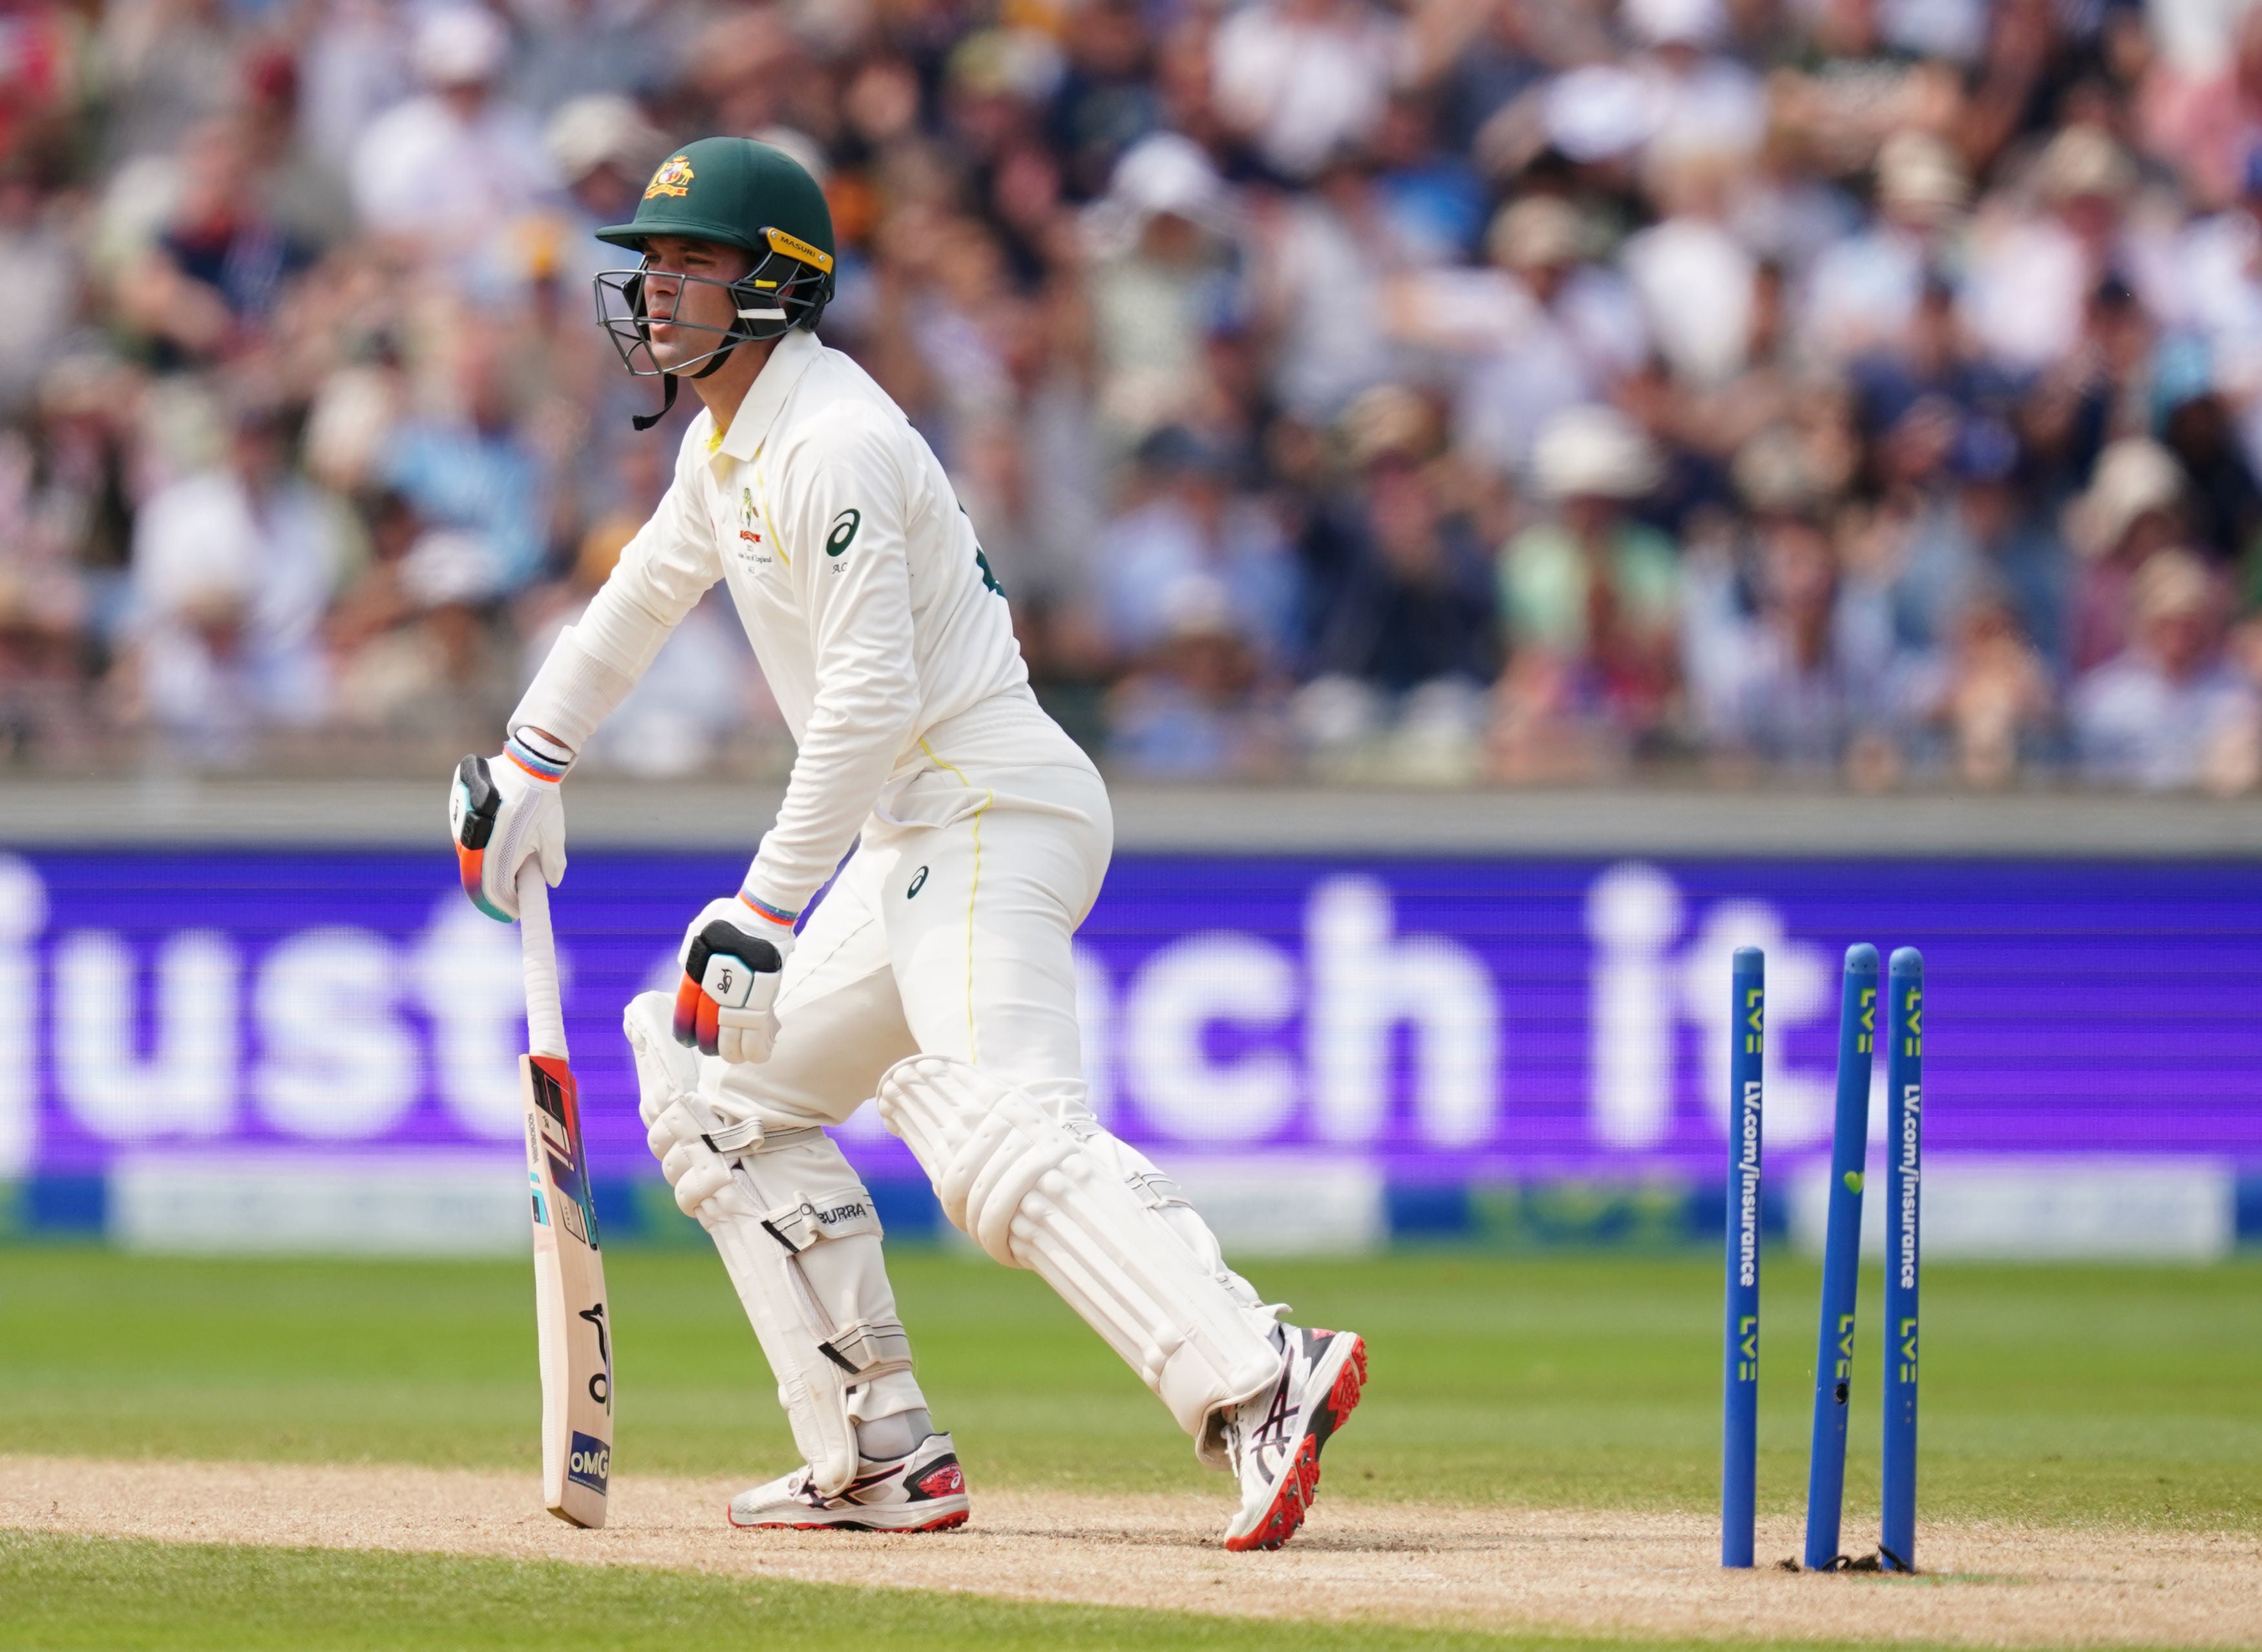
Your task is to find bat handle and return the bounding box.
[518,863,569,1061]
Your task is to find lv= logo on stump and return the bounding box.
[1720,942,1923,1574]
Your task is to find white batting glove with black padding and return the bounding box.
[672,896,796,1065]
[447,734,571,922]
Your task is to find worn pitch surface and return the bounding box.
[4,1455,2255,1648]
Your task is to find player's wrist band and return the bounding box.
[737,891,799,927]
[506,727,575,782]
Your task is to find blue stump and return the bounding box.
[1880,947,1924,1572]
[1722,946,1765,1568]
[1803,943,1877,1571]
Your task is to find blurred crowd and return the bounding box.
[14,0,2262,789]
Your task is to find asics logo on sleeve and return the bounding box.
[826,509,861,555]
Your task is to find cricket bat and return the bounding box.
[449,752,612,1528]
[516,863,613,1528]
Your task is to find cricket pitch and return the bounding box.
[5,1454,2257,1647]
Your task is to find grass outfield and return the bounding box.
[3,1247,2256,1532]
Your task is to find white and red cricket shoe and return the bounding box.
[726,1432,970,1532]
[1220,1324,1369,1552]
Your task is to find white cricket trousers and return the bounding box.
[708,746,1112,1134]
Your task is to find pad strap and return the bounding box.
[1126,1168,1185,1209]
[702,1116,767,1155]
[819,1318,914,1377]
[762,1185,885,1252]
[700,1119,823,1158]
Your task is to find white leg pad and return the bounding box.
[700,1156,920,1496]
[627,994,924,1495]
[876,1054,1281,1443]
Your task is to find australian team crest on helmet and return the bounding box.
[644,154,695,200]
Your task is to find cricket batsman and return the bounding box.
[449,138,1365,1550]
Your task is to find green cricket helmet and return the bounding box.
[592,136,837,429]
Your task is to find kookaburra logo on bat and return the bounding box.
[579,1302,612,1406]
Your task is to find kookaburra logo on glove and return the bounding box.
[673,915,788,1063]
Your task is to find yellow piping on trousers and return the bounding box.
[918,738,993,1064]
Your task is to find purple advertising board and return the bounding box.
[4,847,2260,1201]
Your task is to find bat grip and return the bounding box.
[518,863,569,1061]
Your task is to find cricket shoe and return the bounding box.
[1220,1324,1368,1552]
[726,1432,970,1532]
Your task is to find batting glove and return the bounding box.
[673,896,796,1064]
[448,733,570,922]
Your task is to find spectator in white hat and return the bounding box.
[1960,125,2139,373]
[123,394,346,756]
[2072,546,2257,789]
[545,92,670,293]
[2066,436,2189,672]
[1622,149,1760,389]
[1801,130,1971,364]
[1497,404,1681,743]
[1211,0,1406,181]
[1084,133,1243,446]
[1253,145,1409,419]
[350,6,556,251]
[1627,0,1766,178]
[1390,195,1647,474]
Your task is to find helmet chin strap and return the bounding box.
[631,340,739,432]
[630,372,677,433]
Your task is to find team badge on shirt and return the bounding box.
[644,154,695,199]
[735,487,769,568]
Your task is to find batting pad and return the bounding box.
[626,993,920,1494]
[700,1150,920,1495]
[877,1054,1281,1440]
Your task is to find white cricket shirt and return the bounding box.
[563,326,1078,915]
